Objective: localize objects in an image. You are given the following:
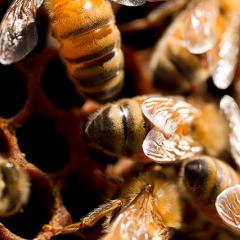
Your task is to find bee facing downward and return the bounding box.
[44,169,182,239]
[85,95,228,163]
[0,0,159,102]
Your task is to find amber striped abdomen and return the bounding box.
[46,0,124,102]
[182,156,240,224]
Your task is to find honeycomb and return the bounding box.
[0,1,239,240]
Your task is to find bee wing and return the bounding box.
[142,96,199,136]
[212,13,240,89]
[110,0,163,7]
[182,0,219,54]
[220,95,240,168]
[142,127,202,163]
[104,185,171,240]
[216,184,240,232]
[0,0,43,65]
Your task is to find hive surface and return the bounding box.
[0,1,239,240]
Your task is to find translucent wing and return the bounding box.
[142,127,202,163]
[142,96,199,136]
[220,95,240,168]
[212,13,240,89]
[182,0,219,54]
[216,184,240,232]
[111,0,164,7]
[103,185,171,240]
[0,0,43,65]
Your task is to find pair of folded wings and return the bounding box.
[142,96,203,163]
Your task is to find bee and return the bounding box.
[44,169,182,239]
[0,156,30,217]
[213,95,240,233]
[85,95,228,163]
[181,155,240,226]
[121,0,240,92]
[0,0,162,102]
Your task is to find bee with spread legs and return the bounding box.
[44,168,182,239]
[120,0,240,92]
[0,156,30,217]
[85,95,228,163]
[0,0,163,102]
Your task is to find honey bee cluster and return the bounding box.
[0,0,240,239]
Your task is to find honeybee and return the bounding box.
[0,156,30,217]
[181,155,240,226]
[0,0,163,102]
[121,0,240,92]
[213,95,240,233]
[85,95,228,163]
[44,169,182,239]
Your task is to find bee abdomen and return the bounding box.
[50,0,124,102]
[183,156,240,202]
[182,156,240,223]
[67,45,124,102]
[85,99,149,156]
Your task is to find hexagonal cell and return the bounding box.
[61,173,103,222]
[41,57,84,111]
[0,65,28,119]
[16,115,68,173]
[0,177,54,239]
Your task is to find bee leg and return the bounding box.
[43,199,123,235]
[119,0,188,33]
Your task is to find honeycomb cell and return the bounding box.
[0,65,28,119]
[0,177,54,239]
[116,3,168,49]
[61,173,103,222]
[41,58,84,111]
[16,115,68,173]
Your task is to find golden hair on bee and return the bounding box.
[181,155,240,225]
[0,156,30,217]
[85,95,228,163]
[43,168,182,239]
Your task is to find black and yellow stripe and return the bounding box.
[85,98,150,156]
[46,0,124,102]
[182,156,240,224]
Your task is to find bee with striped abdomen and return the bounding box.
[0,156,30,217]
[85,95,228,163]
[214,95,240,233]
[0,0,123,102]
[181,155,240,226]
[121,0,240,92]
[0,0,162,102]
[44,168,182,239]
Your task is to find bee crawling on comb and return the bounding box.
[85,95,228,163]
